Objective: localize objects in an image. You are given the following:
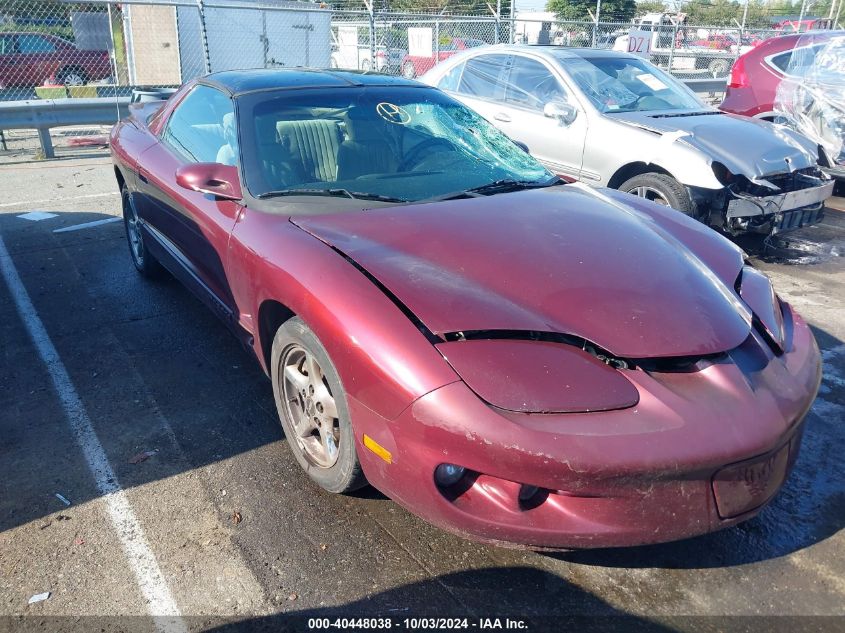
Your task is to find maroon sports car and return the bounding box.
[110,69,821,549]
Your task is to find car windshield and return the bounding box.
[557,54,703,114]
[237,86,552,202]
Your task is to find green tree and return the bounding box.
[547,0,636,21]
[635,0,669,14]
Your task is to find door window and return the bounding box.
[17,34,57,53]
[162,84,238,165]
[768,44,824,77]
[504,56,566,111]
[456,54,509,100]
[0,35,15,55]
[438,61,465,92]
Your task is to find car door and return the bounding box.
[445,53,511,125]
[496,54,588,179]
[447,53,588,180]
[15,34,58,85]
[136,84,242,319]
[0,34,16,87]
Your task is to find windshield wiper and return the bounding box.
[648,111,723,118]
[258,188,406,203]
[430,176,563,202]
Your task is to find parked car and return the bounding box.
[111,68,821,549]
[330,43,405,73]
[690,34,736,50]
[422,45,834,235]
[400,37,486,79]
[721,31,845,179]
[0,31,111,88]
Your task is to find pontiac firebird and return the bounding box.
[110,69,821,549]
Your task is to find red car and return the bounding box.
[0,31,111,88]
[401,37,486,79]
[111,69,821,549]
[721,30,840,120]
[721,30,845,176]
[690,34,735,50]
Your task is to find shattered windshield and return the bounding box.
[238,86,552,201]
[557,54,703,113]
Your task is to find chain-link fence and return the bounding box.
[0,0,842,156]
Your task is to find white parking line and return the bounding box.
[0,191,119,209]
[53,217,121,233]
[17,211,58,222]
[0,232,186,633]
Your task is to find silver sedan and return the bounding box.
[421,45,834,235]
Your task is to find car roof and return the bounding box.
[531,46,634,59]
[760,29,845,49]
[445,44,638,64]
[201,68,422,96]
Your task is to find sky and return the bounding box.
[515,0,550,12]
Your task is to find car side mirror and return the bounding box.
[175,163,242,201]
[543,101,578,126]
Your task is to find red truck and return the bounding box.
[0,31,111,89]
[401,37,486,79]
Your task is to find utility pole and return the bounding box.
[364,0,375,68]
[593,0,602,47]
[196,0,211,74]
[497,0,501,42]
[797,0,808,29]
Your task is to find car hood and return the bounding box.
[292,185,751,359]
[609,111,819,178]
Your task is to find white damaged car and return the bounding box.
[421,45,834,235]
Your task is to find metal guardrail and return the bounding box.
[0,97,129,158]
[0,78,726,159]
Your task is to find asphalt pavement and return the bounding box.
[1,149,844,632]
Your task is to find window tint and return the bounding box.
[457,54,509,100]
[438,61,465,92]
[163,85,238,165]
[17,34,57,53]
[504,56,565,110]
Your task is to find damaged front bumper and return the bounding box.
[691,166,834,235]
[353,306,821,549]
[726,177,834,234]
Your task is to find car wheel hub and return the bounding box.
[629,185,669,206]
[281,345,340,468]
[124,193,144,265]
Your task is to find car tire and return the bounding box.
[121,185,164,278]
[58,66,87,86]
[618,173,697,217]
[401,61,416,78]
[271,317,367,494]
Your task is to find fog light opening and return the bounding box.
[434,463,466,487]
[518,484,548,511]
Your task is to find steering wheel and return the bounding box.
[400,138,457,171]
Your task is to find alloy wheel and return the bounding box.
[123,191,145,266]
[62,72,86,86]
[281,345,340,468]
[628,185,670,206]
